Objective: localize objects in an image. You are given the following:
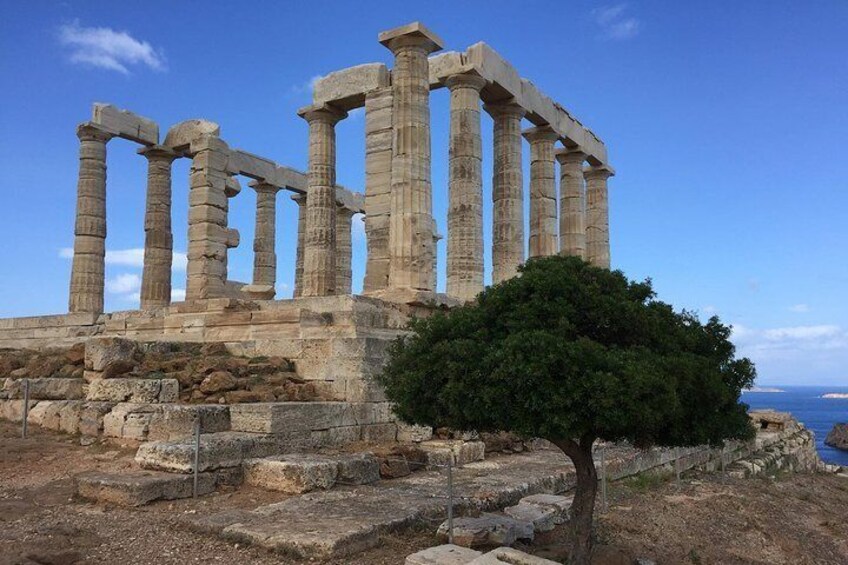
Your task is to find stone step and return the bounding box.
[436,514,534,548]
[86,378,179,403]
[103,403,230,441]
[229,401,393,433]
[76,470,217,506]
[468,547,559,564]
[135,431,291,473]
[2,377,85,400]
[184,451,574,560]
[419,440,486,468]
[406,544,483,565]
[243,452,380,493]
[503,494,573,532]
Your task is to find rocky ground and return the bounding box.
[2,421,847,565]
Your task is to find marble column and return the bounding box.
[336,207,354,294]
[379,23,443,292]
[250,181,281,290]
[292,193,306,298]
[363,87,393,293]
[584,166,614,269]
[69,123,112,314]
[523,126,559,259]
[484,101,526,284]
[138,145,177,310]
[445,72,487,300]
[297,105,346,297]
[556,149,588,258]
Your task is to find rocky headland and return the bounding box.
[825,423,848,451]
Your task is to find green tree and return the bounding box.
[377,256,755,564]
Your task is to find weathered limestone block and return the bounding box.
[103,403,158,439]
[229,402,364,434]
[397,423,434,443]
[79,401,115,436]
[468,547,559,564]
[84,337,138,379]
[91,103,158,145]
[26,400,82,434]
[3,378,85,400]
[243,454,339,493]
[313,63,390,110]
[420,440,486,468]
[86,378,178,403]
[503,503,557,532]
[517,494,573,524]
[333,453,381,485]
[163,119,220,151]
[147,404,231,441]
[76,471,216,506]
[136,432,292,473]
[405,544,482,565]
[437,513,534,548]
[381,22,443,292]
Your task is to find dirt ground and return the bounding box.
[2,421,847,565]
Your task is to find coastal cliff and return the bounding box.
[825,423,848,451]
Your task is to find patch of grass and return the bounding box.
[687,548,703,564]
[620,470,675,493]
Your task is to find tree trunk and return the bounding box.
[552,436,598,565]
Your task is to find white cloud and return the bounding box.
[171,288,186,302]
[106,273,140,294]
[352,213,366,242]
[789,303,810,313]
[60,247,187,271]
[291,74,323,94]
[58,20,166,75]
[592,4,641,40]
[732,323,848,354]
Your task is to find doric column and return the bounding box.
[138,145,177,310]
[69,123,113,314]
[297,105,346,297]
[336,207,354,294]
[379,23,444,292]
[186,135,233,300]
[292,193,306,298]
[363,87,393,293]
[556,149,588,258]
[250,181,281,291]
[484,101,526,284]
[523,127,559,259]
[584,166,614,269]
[445,72,487,301]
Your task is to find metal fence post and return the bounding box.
[21,379,30,439]
[193,417,201,498]
[447,457,454,544]
[600,445,607,514]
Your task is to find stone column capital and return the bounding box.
[76,122,113,143]
[248,179,283,194]
[522,125,559,144]
[555,148,588,165]
[137,144,178,162]
[583,165,615,181]
[379,22,444,55]
[444,72,488,92]
[483,100,526,119]
[297,104,347,125]
[291,192,307,205]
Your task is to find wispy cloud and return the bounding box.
[106,273,141,294]
[592,4,641,41]
[788,303,810,313]
[58,20,165,75]
[60,247,187,271]
[733,323,848,355]
[291,74,323,94]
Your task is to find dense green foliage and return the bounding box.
[378,256,756,448]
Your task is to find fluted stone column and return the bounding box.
[445,72,486,300]
[297,105,346,297]
[584,166,614,269]
[138,145,177,310]
[292,193,306,298]
[523,126,559,259]
[336,207,354,294]
[363,87,393,293]
[556,149,588,258]
[69,123,113,314]
[379,23,443,292]
[250,181,282,290]
[485,101,526,284]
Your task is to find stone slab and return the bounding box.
[243,454,339,493]
[3,378,85,400]
[406,544,482,565]
[230,402,365,434]
[86,378,178,403]
[437,514,534,548]
[313,63,390,110]
[91,103,158,145]
[76,470,216,506]
[468,547,559,564]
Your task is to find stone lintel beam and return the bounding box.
[312,63,390,111]
[91,103,158,145]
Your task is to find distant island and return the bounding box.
[822,393,848,399]
[743,386,786,393]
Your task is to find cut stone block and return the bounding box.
[3,378,85,400]
[421,440,486,468]
[136,432,293,473]
[243,454,339,493]
[437,514,534,548]
[103,403,158,440]
[230,402,363,434]
[91,103,158,145]
[76,470,216,506]
[84,337,138,378]
[313,63,390,110]
[468,547,559,564]
[333,453,380,485]
[517,494,573,524]
[79,401,115,436]
[86,378,178,403]
[406,544,482,565]
[147,404,231,441]
[503,503,557,532]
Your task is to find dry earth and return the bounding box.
[2,421,846,565]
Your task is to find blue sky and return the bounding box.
[0,1,846,386]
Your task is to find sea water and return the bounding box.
[742,385,848,466]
